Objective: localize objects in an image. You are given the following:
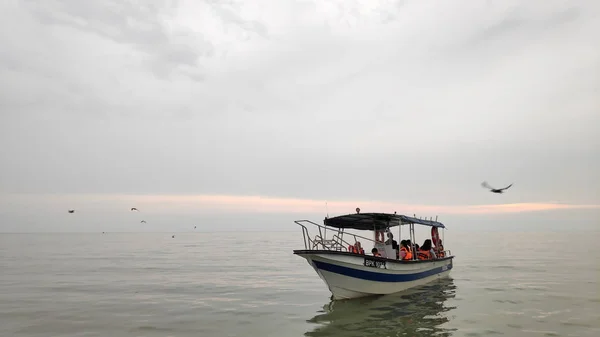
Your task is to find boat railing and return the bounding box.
[330,234,355,251]
[295,219,378,251]
[310,235,342,251]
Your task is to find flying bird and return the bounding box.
[68,210,75,213]
[481,181,513,194]
[140,220,146,223]
[131,208,138,211]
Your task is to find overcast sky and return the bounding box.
[1,0,599,233]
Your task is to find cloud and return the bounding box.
[0,1,599,233]
[3,193,598,216]
[21,0,212,80]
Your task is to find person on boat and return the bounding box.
[405,239,416,258]
[437,240,445,258]
[356,241,365,254]
[375,229,385,243]
[417,239,437,260]
[400,240,413,260]
[348,242,365,254]
[385,232,399,258]
[371,248,382,257]
[385,232,398,249]
[399,240,407,259]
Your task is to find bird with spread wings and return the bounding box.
[481,181,513,194]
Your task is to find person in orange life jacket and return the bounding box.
[417,239,437,260]
[355,241,365,255]
[348,242,365,254]
[371,248,382,257]
[413,242,421,259]
[399,240,407,260]
[400,240,413,260]
[404,239,416,259]
[424,239,437,259]
[436,240,445,258]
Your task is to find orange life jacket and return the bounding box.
[417,249,431,260]
[348,244,364,255]
[401,246,412,260]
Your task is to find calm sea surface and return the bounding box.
[1,230,599,337]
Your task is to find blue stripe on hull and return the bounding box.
[312,260,452,283]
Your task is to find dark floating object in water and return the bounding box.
[172,235,175,238]
[194,226,196,229]
[131,207,138,211]
[481,181,513,194]
[140,220,146,223]
[68,210,75,213]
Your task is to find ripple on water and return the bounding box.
[135,326,173,332]
[521,329,560,336]
[484,287,506,292]
[493,299,522,304]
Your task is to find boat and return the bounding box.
[293,209,454,300]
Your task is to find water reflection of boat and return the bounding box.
[305,278,457,337]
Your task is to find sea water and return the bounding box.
[0,230,599,337]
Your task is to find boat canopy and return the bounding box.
[323,212,446,230]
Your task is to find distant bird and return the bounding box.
[140,220,146,223]
[68,210,75,213]
[131,208,138,211]
[481,181,513,194]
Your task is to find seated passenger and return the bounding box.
[371,248,382,257]
[417,239,437,260]
[400,240,413,260]
[356,241,365,255]
[437,239,446,258]
[399,240,407,259]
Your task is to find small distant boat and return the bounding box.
[293,211,454,300]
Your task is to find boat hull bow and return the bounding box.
[294,250,453,300]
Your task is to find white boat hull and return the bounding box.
[294,251,453,300]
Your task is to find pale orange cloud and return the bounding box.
[2,193,599,216]
[28,193,597,215]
